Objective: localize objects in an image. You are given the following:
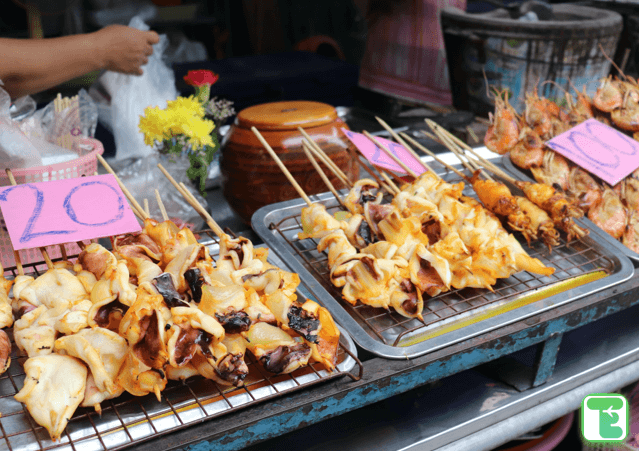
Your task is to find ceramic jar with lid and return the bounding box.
[220,100,358,224]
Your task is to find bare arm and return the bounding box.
[0,25,159,99]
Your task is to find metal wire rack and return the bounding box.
[267,170,617,348]
[0,230,363,451]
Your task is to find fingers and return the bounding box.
[146,30,160,45]
[145,44,154,56]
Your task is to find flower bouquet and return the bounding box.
[138,70,234,194]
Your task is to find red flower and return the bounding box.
[184,70,219,87]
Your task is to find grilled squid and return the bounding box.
[164,244,212,293]
[118,292,169,370]
[54,328,128,401]
[165,306,226,369]
[344,179,383,215]
[15,354,87,442]
[213,334,250,386]
[144,218,198,266]
[244,322,312,374]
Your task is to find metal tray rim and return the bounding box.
[252,163,635,360]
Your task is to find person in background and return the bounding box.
[0,24,159,99]
[357,0,466,106]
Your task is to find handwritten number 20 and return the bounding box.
[64,181,125,226]
[0,181,124,244]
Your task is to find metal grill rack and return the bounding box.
[0,231,362,451]
[271,206,615,347]
[253,163,634,359]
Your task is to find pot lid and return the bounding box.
[236,101,338,130]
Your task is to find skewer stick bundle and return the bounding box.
[156,163,226,238]
[252,127,313,206]
[301,142,346,209]
[304,140,351,188]
[297,127,353,188]
[399,133,467,180]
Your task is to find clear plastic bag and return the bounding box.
[96,14,178,161]
[0,84,42,170]
[110,153,208,226]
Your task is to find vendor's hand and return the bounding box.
[94,25,160,75]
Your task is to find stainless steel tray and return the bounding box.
[252,164,635,360]
[502,154,639,264]
[0,237,361,451]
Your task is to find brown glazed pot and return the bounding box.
[220,101,358,224]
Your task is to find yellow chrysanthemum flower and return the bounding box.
[181,116,215,149]
[139,106,170,146]
[139,96,215,150]
[166,96,205,118]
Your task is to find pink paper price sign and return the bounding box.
[0,174,141,250]
[341,128,426,175]
[546,118,639,186]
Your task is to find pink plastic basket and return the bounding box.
[0,138,104,271]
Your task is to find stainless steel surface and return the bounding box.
[501,154,639,264]
[252,159,634,360]
[0,237,359,451]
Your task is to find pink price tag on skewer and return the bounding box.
[0,174,141,251]
[546,118,639,186]
[341,128,427,176]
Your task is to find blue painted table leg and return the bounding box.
[533,333,563,387]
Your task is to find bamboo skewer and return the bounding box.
[156,163,225,238]
[427,119,475,153]
[76,241,86,250]
[449,143,495,182]
[399,133,467,180]
[301,142,346,209]
[374,116,434,173]
[380,172,400,195]
[421,130,441,143]
[425,119,517,184]
[426,121,495,181]
[378,165,407,190]
[155,189,169,221]
[355,155,393,194]
[59,244,68,261]
[252,127,313,206]
[463,146,517,184]
[306,143,351,188]
[363,131,418,179]
[96,154,147,220]
[143,199,150,218]
[0,226,23,275]
[5,169,53,270]
[297,127,352,188]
